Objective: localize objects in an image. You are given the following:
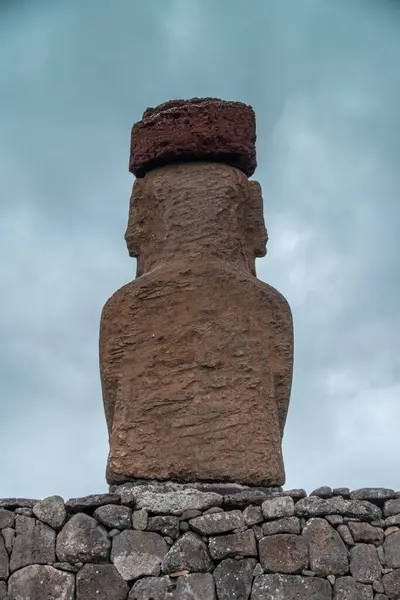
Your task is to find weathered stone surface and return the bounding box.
[350,488,394,506]
[295,496,382,520]
[189,510,244,535]
[384,530,400,568]
[121,486,222,516]
[209,530,257,560]
[0,498,37,509]
[33,495,66,530]
[348,521,383,545]
[243,505,263,526]
[251,574,331,599]
[101,155,293,488]
[384,499,400,517]
[66,494,120,513]
[2,527,15,554]
[0,536,8,579]
[129,576,175,599]
[0,509,14,529]
[383,568,400,599]
[133,509,148,531]
[76,563,129,600]
[333,488,350,498]
[311,487,333,498]
[302,518,348,576]
[337,524,354,546]
[385,515,400,527]
[8,565,74,600]
[213,558,255,600]
[223,491,269,509]
[112,530,168,581]
[259,534,308,574]
[262,516,300,536]
[262,496,294,520]
[94,504,132,530]
[0,581,6,600]
[162,532,212,575]
[350,544,381,583]
[147,516,180,540]
[333,576,373,599]
[175,573,216,599]
[130,98,257,178]
[10,515,56,572]
[56,513,111,563]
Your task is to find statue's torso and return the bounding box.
[100,260,292,486]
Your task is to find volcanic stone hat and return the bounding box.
[129,97,257,178]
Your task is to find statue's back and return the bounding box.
[100,259,292,486]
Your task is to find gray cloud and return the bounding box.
[0,0,399,498]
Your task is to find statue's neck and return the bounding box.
[135,236,254,278]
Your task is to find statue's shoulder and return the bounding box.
[255,278,293,320]
[100,280,136,321]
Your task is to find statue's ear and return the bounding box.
[125,177,147,258]
[247,180,268,259]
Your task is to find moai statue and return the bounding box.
[100,98,293,487]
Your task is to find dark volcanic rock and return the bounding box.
[350,543,382,583]
[10,515,56,572]
[302,518,348,576]
[66,494,120,513]
[56,513,111,563]
[129,576,175,599]
[33,495,66,530]
[251,574,331,599]
[93,504,132,530]
[209,529,257,560]
[162,532,212,575]
[175,573,216,599]
[8,565,75,600]
[76,563,129,600]
[259,534,308,574]
[213,558,255,600]
[333,576,373,599]
[0,508,14,529]
[130,98,257,178]
[112,530,168,581]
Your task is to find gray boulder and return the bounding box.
[111,530,168,581]
[251,574,331,599]
[10,515,56,572]
[76,563,129,600]
[259,534,308,574]
[302,518,348,576]
[175,573,216,599]
[162,532,212,575]
[56,513,110,563]
[214,558,256,600]
[8,564,74,600]
[33,495,66,530]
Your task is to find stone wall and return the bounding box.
[1,483,400,599]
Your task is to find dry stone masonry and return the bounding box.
[1,485,400,599]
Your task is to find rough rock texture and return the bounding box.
[259,533,308,574]
[8,565,75,600]
[101,160,293,487]
[111,530,168,581]
[76,564,129,600]
[129,97,257,178]
[56,513,110,563]
[1,486,400,598]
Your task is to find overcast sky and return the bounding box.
[0,0,399,500]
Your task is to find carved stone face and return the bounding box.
[125,162,268,275]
